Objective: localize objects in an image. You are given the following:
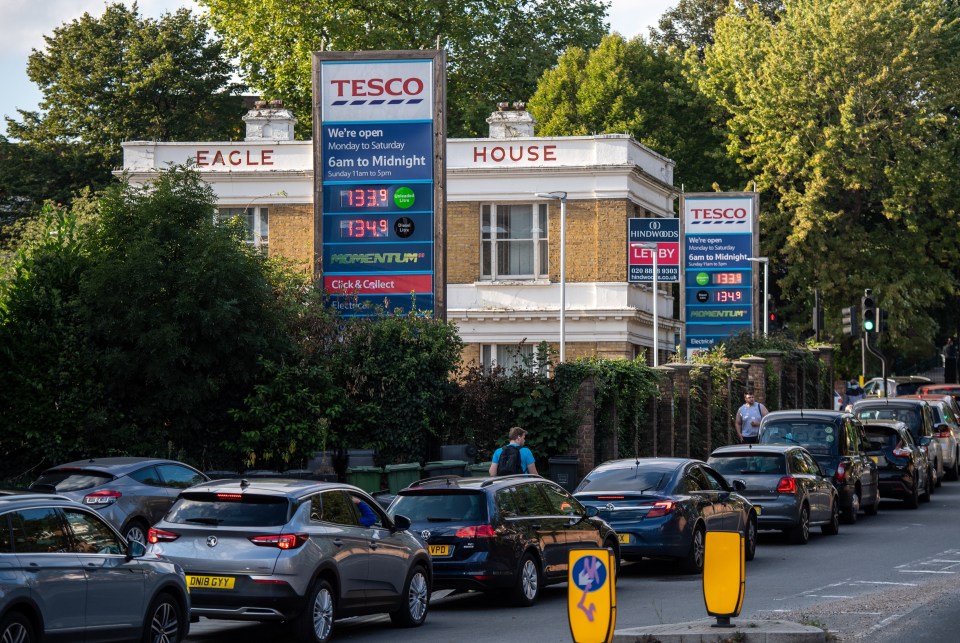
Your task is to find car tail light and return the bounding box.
[596,496,625,499]
[83,490,121,506]
[148,528,180,544]
[892,442,911,458]
[454,525,497,538]
[776,476,797,494]
[936,430,953,439]
[644,501,675,518]
[835,462,846,484]
[216,493,244,501]
[249,534,309,549]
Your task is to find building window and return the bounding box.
[481,343,546,374]
[480,203,548,280]
[216,207,269,250]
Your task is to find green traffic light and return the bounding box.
[864,320,875,331]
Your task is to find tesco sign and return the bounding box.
[683,197,753,229]
[321,60,434,122]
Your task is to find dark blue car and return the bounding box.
[574,458,757,574]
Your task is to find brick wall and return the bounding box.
[447,202,480,284]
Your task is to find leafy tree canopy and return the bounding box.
[695,0,960,360]
[649,0,784,55]
[198,0,609,137]
[528,33,746,192]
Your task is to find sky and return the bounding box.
[0,0,675,138]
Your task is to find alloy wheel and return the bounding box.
[1,623,29,643]
[407,571,429,622]
[312,586,334,641]
[521,558,539,600]
[149,599,180,643]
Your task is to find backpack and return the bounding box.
[497,445,523,476]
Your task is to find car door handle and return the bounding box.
[369,542,379,549]
[332,539,343,547]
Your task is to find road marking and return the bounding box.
[813,595,853,599]
[898,570,956,574]
[850,581,917,586]
[841,611,882,615]
[864,613,902,636]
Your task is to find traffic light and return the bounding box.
[879,308,889,333]
[862,290,876,333]
[769,311,781,330]
[841,306,859,338]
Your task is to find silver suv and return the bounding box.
[31,457,209,544]
[147,478,431,643]
[0,492,189,643]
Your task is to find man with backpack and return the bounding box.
[489,427,538,476]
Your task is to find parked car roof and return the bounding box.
[41,456,194,476]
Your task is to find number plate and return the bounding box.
[753,505,762,515]
[429,544,451,557]
[870,455,879,464]
[187,575,236,590]
[617,534,630,544]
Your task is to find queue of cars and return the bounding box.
[7,387,959,642]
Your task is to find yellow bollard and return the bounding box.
[567,548,616,643]
[702,530,745,627]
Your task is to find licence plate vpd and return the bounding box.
[429,544,451,557]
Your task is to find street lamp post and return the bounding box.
[748,257,769,336]
[535,191,568,361]
[635,242,660,367]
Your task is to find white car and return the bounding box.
[862,378,896,398]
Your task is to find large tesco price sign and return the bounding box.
[313,50,446,318]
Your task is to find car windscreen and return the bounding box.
[863,426,900,451]
[575,465,674,493]
[31,470,114,492]
[856,407,921,437]
[759,421,839,455]
[389,491,487,523]
[896,382,927,396]
[709,453,786,476]
[166,492,291,527]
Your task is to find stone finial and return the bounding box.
[487,103,536,138]
[242,100,298,142]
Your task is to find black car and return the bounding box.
[758,410,880,523]
[853,398,943,490]
[387,474,618,606]
[709,445,840,544]
[862,420,932,507]
[574,458,757,573]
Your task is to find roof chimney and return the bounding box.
[486,101,536,138]
[243,99,298,141]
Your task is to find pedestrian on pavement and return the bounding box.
[489,426,538,476]
[943,338,958,384]
[735,392,768,444]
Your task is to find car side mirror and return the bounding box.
[920,436,932,446]
[127,540,146,559]
[732,479,747,492]
[392,514,411,531]
[584,505,600,518]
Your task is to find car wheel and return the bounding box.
[681,524,706,574]
[142,592,183,643]
[293,579,335,643]
[935,461,943,488]
[789,504,811,544]
[864,493,879,516]
[389,564,429,627]
[603,538,622,580]
[510,552,542,607]
[124,518,150,545]
[949,454,959,482]
[744,514,757,561]
[921,470,932,503]
[821,497,840,535]
[906,474,920,509]
[0,612,34,643]
[842,490,860,524]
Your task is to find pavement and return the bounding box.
[613,618,826,642]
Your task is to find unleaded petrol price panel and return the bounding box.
[319,57,436,316]
[683,195,756,356]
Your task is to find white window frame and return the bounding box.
[480,203,548,280]
[481,343,547,375]
[216,206,269,250]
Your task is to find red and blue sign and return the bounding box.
[315,53,443,317]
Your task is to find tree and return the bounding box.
[528,34,746,192]
[695,0,960,362]
[650,0,784,56]
[2,3,245,223]
[198,0,608,137]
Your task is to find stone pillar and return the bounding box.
[574,377,596,479]
[671,364,697,458]
[742,356,768,405]
[817,345,835,409]
[653,366,675,457]
[698,365,715,459]
[758,350,784,411]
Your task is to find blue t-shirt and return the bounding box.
[492,442,536,473]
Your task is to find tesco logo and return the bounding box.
[330,78,425,98]
[690,208,748,220]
